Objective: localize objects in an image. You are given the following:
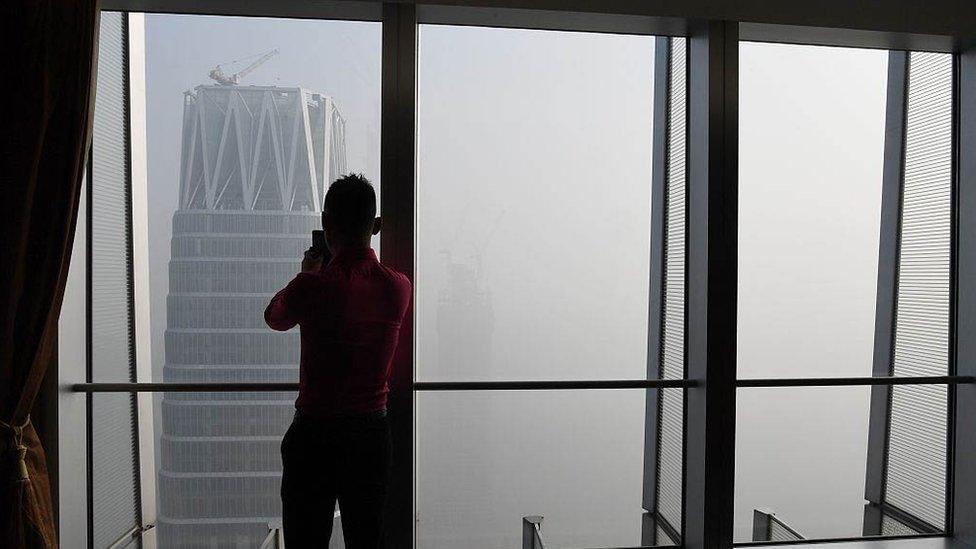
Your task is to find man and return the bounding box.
[265,174,411,548]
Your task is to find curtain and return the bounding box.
[0,0,99,546]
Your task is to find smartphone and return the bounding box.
[310,229,330,262]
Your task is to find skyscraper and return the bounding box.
[157,84,346,547]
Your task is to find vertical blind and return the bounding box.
[90,10,142,548]
[884,51,953,531]
[654,35,688,543]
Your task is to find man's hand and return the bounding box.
[301,248,323,273]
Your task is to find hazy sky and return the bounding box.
[143,15,896,546]
[416,25,653,548]
[736,41,888,540]
[144,13,382,384]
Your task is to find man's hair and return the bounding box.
[324,174,376,235]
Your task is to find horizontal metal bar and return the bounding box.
[739,23,956,53]
[100,0,383,21]
[73,382,298,393]
[417,4,687,36]
[73,376,973,393]
[72,379,699,393]
[736,376,974,388]
[413,379,697,391]
[101,0,976,45]
[867,502,942,535]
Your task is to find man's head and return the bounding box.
[322,174,380,252]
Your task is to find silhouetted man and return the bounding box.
[266,174,411,548]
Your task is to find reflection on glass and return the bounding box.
[416,25,655,382]
[416,389,656,548]
[144,14,380,546]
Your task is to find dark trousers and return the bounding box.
[281,411,391,548]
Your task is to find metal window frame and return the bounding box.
[951,41,976,548]
[682,19,738,549]
[71,2,976,549]
[100,0,383,21]
[379,4,417,547]
[84,123,94,549]
[127,12,159,546]
[415,4,686,36]
[862,50,909,536]
[100,0,975,50]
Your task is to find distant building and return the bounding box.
[157,84,346,547]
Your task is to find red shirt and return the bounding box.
[264,248,411,417]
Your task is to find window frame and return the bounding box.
[66,2,976,549]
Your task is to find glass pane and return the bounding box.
[734,385,948,542]
[416,25,656,382]
[416,389,672,547]
[154,392,346,547]
[738,42,888,379]
[143,14,381,546]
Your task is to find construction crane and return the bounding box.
[209,49,279,86]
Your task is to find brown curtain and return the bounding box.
[1,0,99,546]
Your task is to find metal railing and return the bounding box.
[72,378,697,393]
[106,524,151,549]
[752,509,803,542]
[259,524,284,549]
[523,516,545,549]
[72,375,974,394]
[256,513,346,549]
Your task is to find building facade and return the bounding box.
[157,84,346,547]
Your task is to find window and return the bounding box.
[67,10,382,547]
[415,24,683,547]
[735,42,954,542]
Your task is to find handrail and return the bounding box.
[258,529,277,549]
[106,525,142,549]
[523,516,545,549]
[737,375,973,387]
[71,379,697,392]
[752,509,803,542]
[71,375,974,393]
[415,379,696,390]
[258,523,284,549]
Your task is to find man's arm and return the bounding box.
[264,250,323,331]
[264,276,307,331]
